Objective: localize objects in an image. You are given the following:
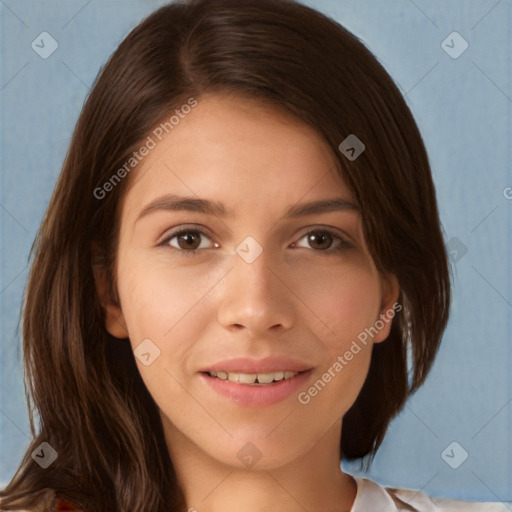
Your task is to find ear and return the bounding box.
[93,260,129,339]
[372,272,400,344]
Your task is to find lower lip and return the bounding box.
[200,371,312,407]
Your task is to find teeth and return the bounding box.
[209,370,299,384]
[239,373,257,384]
[256,372,274,384]
[228,372,239,382]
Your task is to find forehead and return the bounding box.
[121,93,353,219]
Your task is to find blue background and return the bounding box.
[1,0,511,504]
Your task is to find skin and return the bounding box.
[98,92,399,512]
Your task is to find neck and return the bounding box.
[163,418,357,512]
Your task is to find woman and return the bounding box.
[0,0,507,510]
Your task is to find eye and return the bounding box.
[292,229,351,253]
[159,228,217,253]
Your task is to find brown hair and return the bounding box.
[0,0,450,510]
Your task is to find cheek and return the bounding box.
[292,259,382,349]
[117,260,166,336]
[293,273,379,424]
[284,263,381,419]
[116,254,222,361]
[115,253,189,355]
[115,256,205,400]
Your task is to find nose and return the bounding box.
[216,247,295,337]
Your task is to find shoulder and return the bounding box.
[5,492,85,512]
[50,494,85,511]
[352,477,510,511]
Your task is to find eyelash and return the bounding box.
[157,226,352,257]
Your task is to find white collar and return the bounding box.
[350,477,402,511]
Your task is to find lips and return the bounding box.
[199,357,313,406]
[203,356,312,375]
[208,370,299,384]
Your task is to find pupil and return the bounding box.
[309,231,332,250]
[178,232,200,250]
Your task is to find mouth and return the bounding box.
[205,370,302,385]
[199,358,313,406]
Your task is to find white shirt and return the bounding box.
[352,477,511,511]
[9,478,511,511]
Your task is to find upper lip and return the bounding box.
[202,356,313,374]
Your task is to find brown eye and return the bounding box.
[176,232,202,250]
[293,229,350,253]
[307,230,334,250]
[163,229,215,253]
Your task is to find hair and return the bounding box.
[0,0,450,510]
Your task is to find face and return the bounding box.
[101,93,399,471]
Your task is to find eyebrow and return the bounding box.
[136,194,359,222]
